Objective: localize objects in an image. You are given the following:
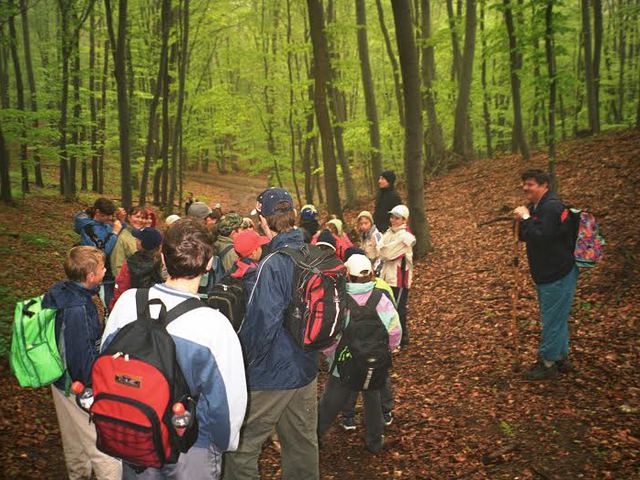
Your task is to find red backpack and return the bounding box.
[277,245,348,350]
[90,289,200,469]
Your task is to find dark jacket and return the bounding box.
[374,187,402,233]
[42,281,102,390]
[238,229,318,391]
[519,191,575,284]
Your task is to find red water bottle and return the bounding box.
[171,402,192,437]
[71,381,94,410]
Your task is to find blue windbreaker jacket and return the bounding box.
[239,229,318,391]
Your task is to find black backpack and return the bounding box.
[198,244,234,299]
[207,275,246,331]
[277,245,348,351]
[90,289,200,469]
[331,289,391,391]
[128,252,164,289]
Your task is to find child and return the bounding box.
[103,218,247,479]
[109,227,164,310]
[42,246,122,480]
[298,204,320,243]
[378,204,415,347]
[317,254,402,453]
[315,228,338,254]
[74,198,122,308]
[110,206,148,280]
[230,229,269,289]
[357,211,383,273]
[326,218,353,260]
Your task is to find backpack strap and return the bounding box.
[347,288,383,319]
[219,244,235,261]
[163,298,204,327]
[135,288,150,319]
[84,224,114,250]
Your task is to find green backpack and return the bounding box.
[10,295,65,388]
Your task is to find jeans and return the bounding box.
[341,375,394,418]
[391,287,409,345]
[536,265,578,362]
[318,376,384,451]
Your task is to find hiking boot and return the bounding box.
[383,411,393,426]
[556,358,574,373]
[340,416,357,431]
[523,360,559,381]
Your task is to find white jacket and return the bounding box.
[378,225,416,288]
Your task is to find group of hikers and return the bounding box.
[27,167,593,479]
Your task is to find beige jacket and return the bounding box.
[110,227,137,276]
[378,225,416,288]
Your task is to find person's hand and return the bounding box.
[115,207,127,223]
[259,215,275,239]
[112,219,123,234]
[513,206,530,220]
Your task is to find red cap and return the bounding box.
[172,402,185,415]
[233,230,269,258]
[71,381,85,394]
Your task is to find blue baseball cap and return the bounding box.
[260,188,293,217]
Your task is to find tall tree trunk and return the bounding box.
[98,39,109,194]
[159,45,171,206]
[545,0,557,190]
[421,0,446,171]
[391,0,432,258]
[356,0,383,187]
[480,0,493,157]
[307,0,341,215]
[7,3,30,194]
[593,0,603,126]
[105,0,132,210]
[19,0,43,187]
[0,125,11,204]
[140,0,170,205]
[326,0,355,207]
[503,0,530,159]
[582,0,599,133]
[286,0,302,207]
[452,0,477,161]
[617,10,627,123]
[375,0,405,127]
[89,11,98,192]
[71,32,81,193]
[0,24,9,109]
[168,0,189,214]
[446,0,462,81]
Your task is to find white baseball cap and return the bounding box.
[165,214,181,225]
[345,254,373,277]
[389,204,410,220]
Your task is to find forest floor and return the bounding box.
[0,130,639,479]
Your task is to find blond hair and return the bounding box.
[64,246,105,282]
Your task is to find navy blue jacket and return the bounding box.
[42,281,102,390]
[239,229,318,390]
[519,191,575,285]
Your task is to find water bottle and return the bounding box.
[171,402,193,437]
[71,381,94,410]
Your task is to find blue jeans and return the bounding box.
[536,265,578,362]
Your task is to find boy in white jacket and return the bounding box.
[378,205,416,347]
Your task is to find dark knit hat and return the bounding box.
[380,170,396,185]
[344,246,366,262]
[316,229,336,251]
[132,227,162,251]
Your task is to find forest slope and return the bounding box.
[0,130,639,479]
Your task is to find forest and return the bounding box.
[0,0,639,478]
[1,0,639,255]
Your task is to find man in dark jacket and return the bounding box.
[373,171,402,233]
[223,188,319,480]
[514,170,578,381]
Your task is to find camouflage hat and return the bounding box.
[217,213,244,237]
